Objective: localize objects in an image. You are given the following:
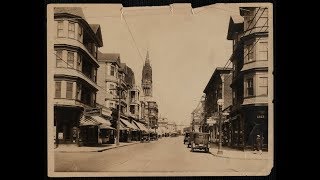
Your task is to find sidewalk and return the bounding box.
[54,141,141,153]
[209,143,270,160]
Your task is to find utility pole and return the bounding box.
[111,79,123,146]
[116,89,121,146]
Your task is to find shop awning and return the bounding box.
[119,121,129,130]
[100,124,115,130]
[132,120,149,132]
[91,116,111,126]
[79,116,100,126]
[120,119,139,130]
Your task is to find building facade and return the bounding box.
[97,52,141,142]
[203,68,233,144]
[53,7,103,145]
[227,7,269,150]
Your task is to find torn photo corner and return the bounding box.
[47,2,274,177]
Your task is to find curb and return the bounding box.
[211,154,269,160]
[55,142,140,153]
[209,149,269,160]
[97,142,140,152]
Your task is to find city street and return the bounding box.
[55,136,269,173]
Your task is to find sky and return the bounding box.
[81,3,241,129]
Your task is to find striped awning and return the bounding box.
[119,121,129,130]
[79,116,100,126]
[79,116,113,129]
[120,119,139,130]
[91,116,112,126]
[132,120,149,132]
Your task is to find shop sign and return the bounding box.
[84,108,102,116]
[58,132,63,140]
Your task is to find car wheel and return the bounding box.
[205,148,209,153]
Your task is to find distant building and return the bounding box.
[227,7,269,150]
[203,67,233,144]
[191,97,205,133]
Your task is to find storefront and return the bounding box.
[79,115,115,146]
[230,105,268,150]
[54,106,82,145]
[242,105,268,150]
[222,119,232,146]
[119,122,130,142]
[119,119,140,142]
[79,116,99,146]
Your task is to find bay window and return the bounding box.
[55,50,63,67]
[246,78,254,96]
[259,77,268,96]
[245,43,254,63]
[57,21,64,37]
[55,81,61,98]
[68,22,75,38]
[66,82,73,99]
[67,52,74,68]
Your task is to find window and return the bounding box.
[259,41,268,61]
[130,105,135,114]
[66,82,73,99]
[110,65,115,76]
[259,77,268,96]
[67,52,74,68]
[93,69,97,82]
[232,91,236,104]
[109,84,115,94]
[257,8,268,31]
[55,50,63,67]
[218,84,222,99]
[57,21,64,37]
[91,93,96,106]
[245,43,254,62]
[77,53,82,71]
[68,22,75,38]
[93,45,97,57]
[78,25,83,41]
[55,81,61,98]
[244,9,255,31]
[246,78,254,96]
[76,83,81,100]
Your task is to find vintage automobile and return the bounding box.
[189,132,210,153]
[187,131,194,148]
[184,132,190,144]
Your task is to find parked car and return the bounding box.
[187,132,194,148]
[184,132,190,144]
[189,132,210,153]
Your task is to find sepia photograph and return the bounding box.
[47,2,273,177]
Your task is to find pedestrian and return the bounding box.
[255,134,263,154]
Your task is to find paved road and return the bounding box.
[55,136,269,173]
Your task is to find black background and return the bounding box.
[22,0,297,179]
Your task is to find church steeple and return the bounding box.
[145,50,150,65]
[142,50,152,97]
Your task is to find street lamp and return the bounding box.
[217,99,224,155]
